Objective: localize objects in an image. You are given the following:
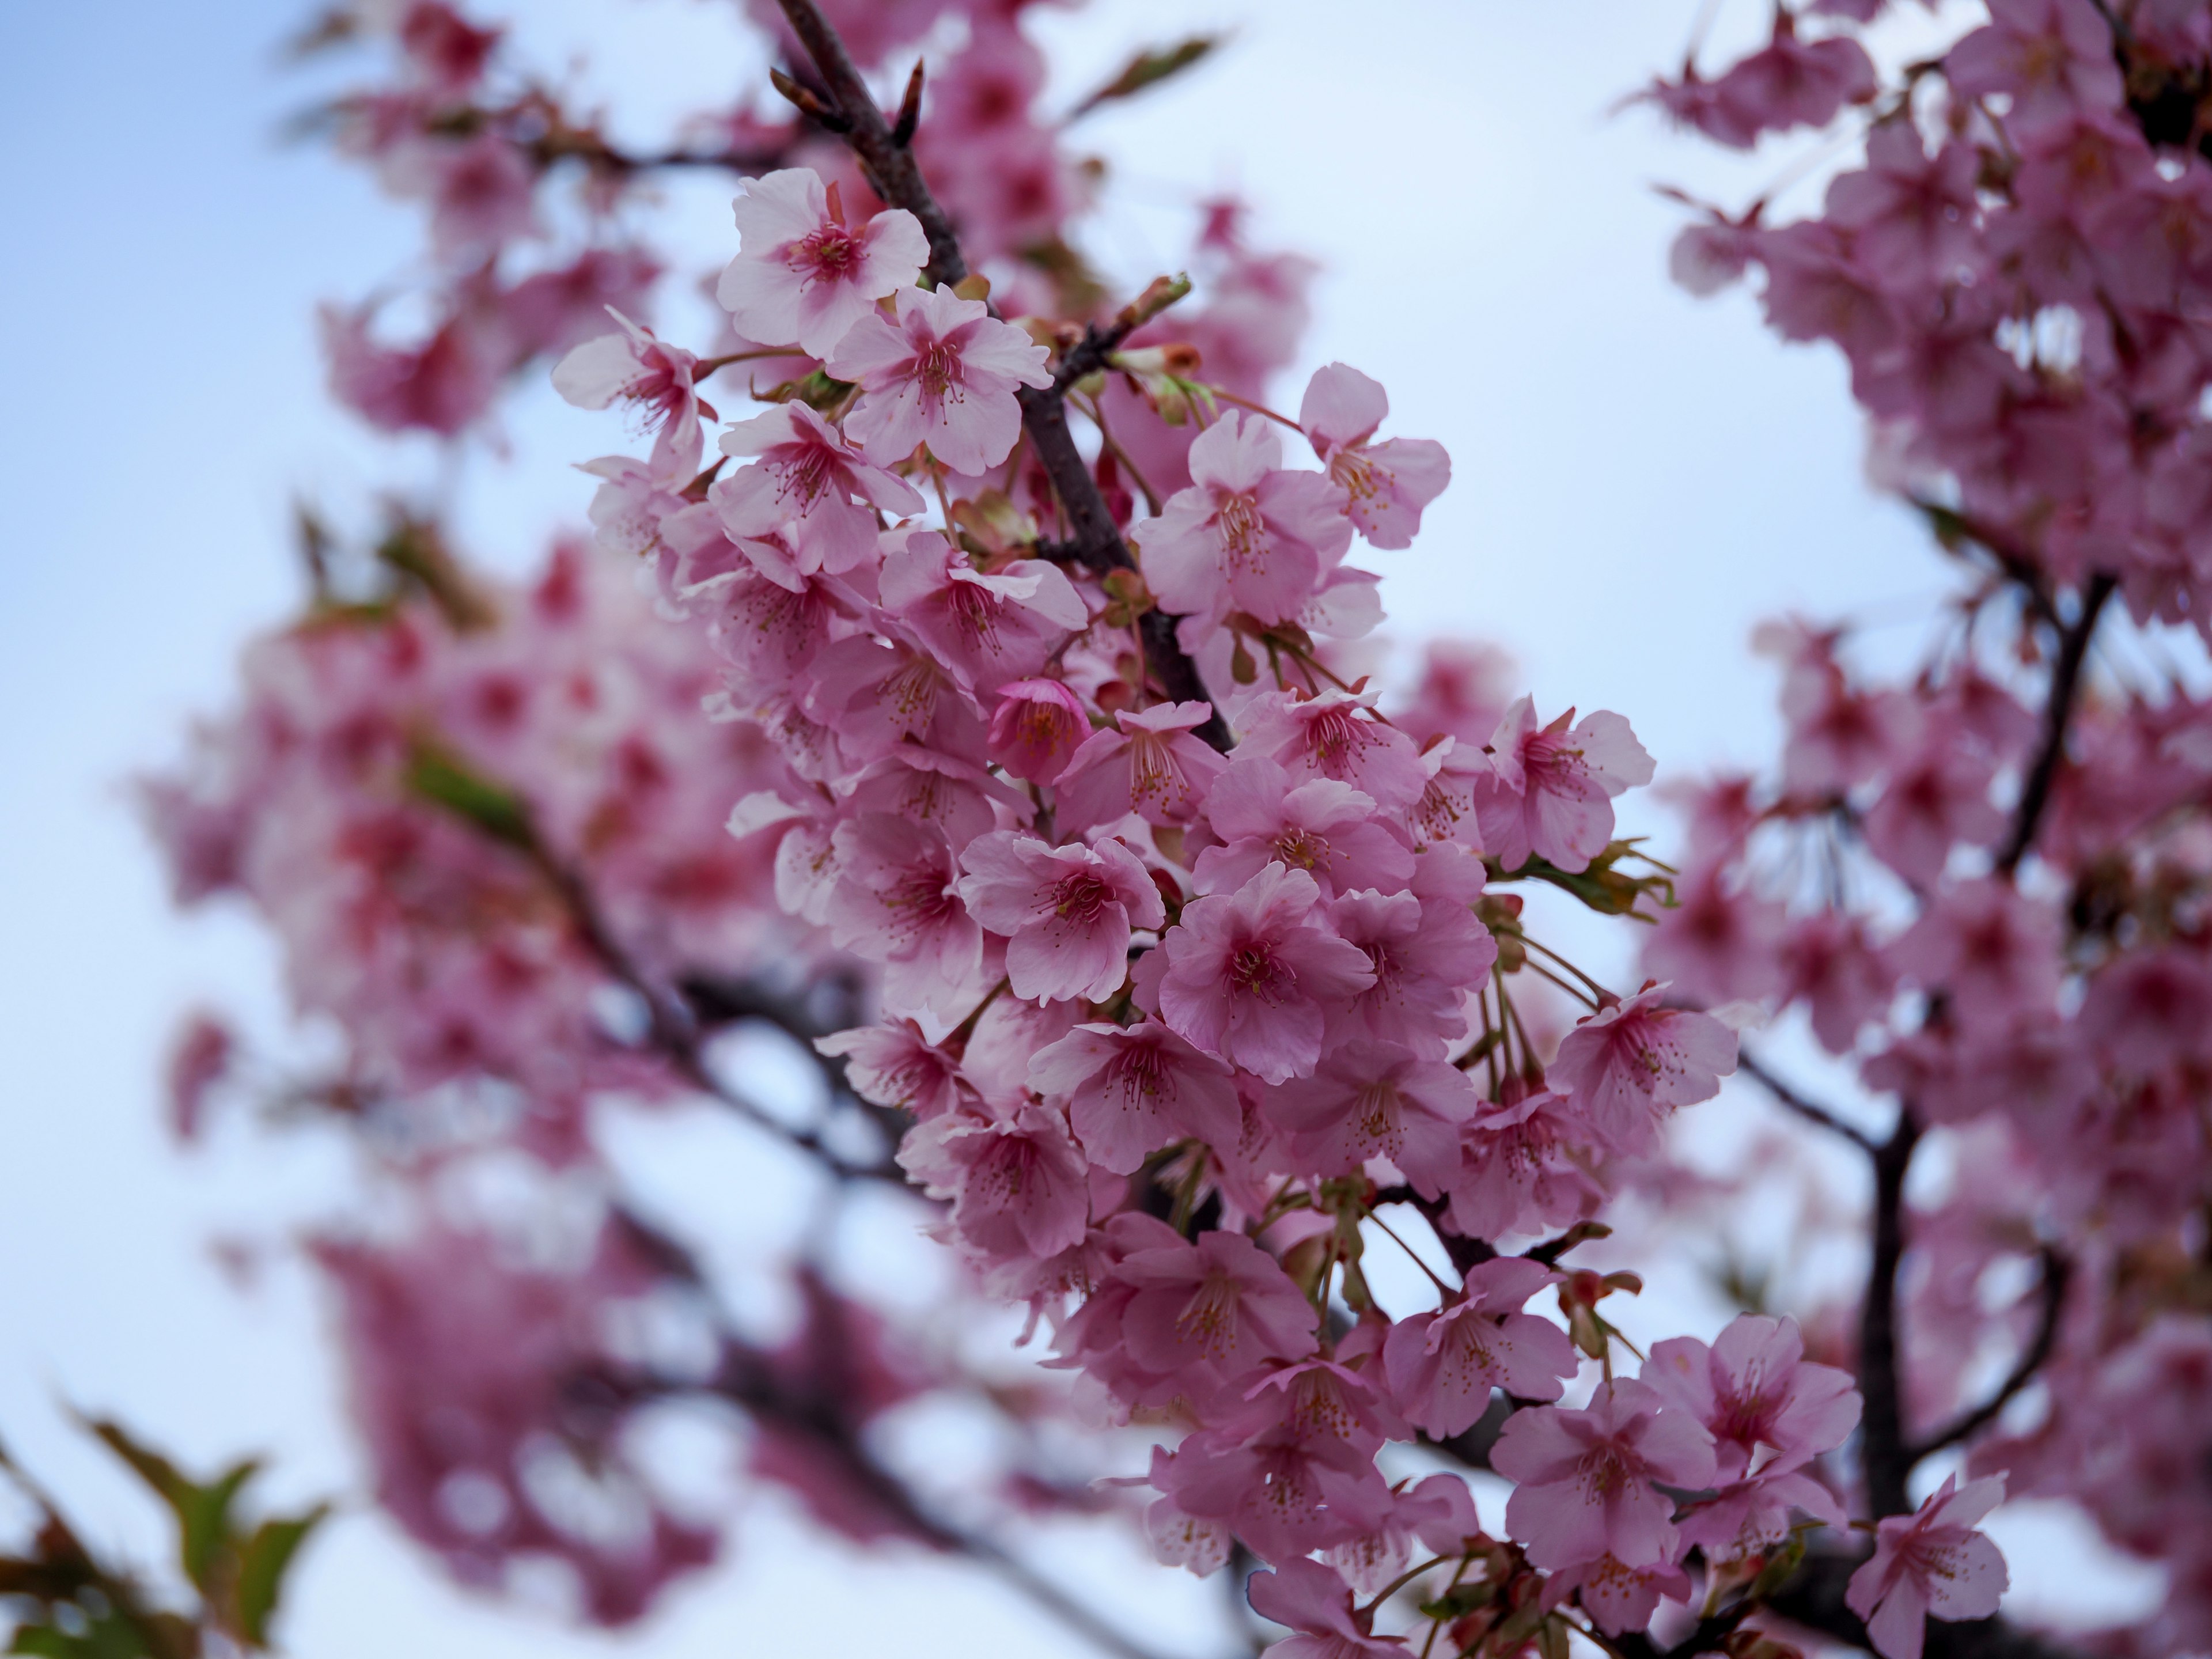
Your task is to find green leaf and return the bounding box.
[232,1508,327,1649]
[403,743,535,849]
[1070,37,1219,117]
[84,1422,258,1598]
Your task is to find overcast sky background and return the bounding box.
[0,1,2168,1655]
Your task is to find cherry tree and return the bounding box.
[103,3,2212,1659]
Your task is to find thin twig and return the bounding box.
[1994,573,2117,876]
[1736,1047,1877,1153]
[1906,1249,2070,1461]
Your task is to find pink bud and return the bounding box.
[989,680,1089,784]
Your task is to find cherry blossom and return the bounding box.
[1156,862,1376,1084]
[1053,701,1229,831]
[1471,697,1654,873]
[1135,410,1352,626]
[715,168,930,358]
[1027,1020,1240,1175]
[1382,1257,1578,1438]
[1548,983,1738,1153]
[1244,1556,1409,1659]
[1299,363,1451,550]
[825,284,1053,472]
[711,402,925,576]
[1192,757,1413,897]
[1491,1378,1718,1570]
[552,310,706,483]
[1846,1475,2010,1659]
[956,831,1163,1003]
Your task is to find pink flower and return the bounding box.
[804,634,987,765]
[1328,851,1497,1058]
[1240,689,1429,813]
[1654,26,1875,150]
[552,309,706,483]
[1116,1229,1318,1381]
[1778,912,1896,1055]
[1299,363,1451,550]
[1135,410,1351,626]
[1491,1378,1718,1570]
[1382,1257,1578,1438]
[987,680,1089,785]
[1549,984,1737,1154]
[816,1018,968,1122]
[1244,1557,1408,1659]
[1444,1075,1605,1242]
[1541,1556,1693,1638]
[956,831,1163,1003]
[1471,698,1654,873]
[1160,1383,1394,1562]
[715,168,930,358]
[1862,728,2003,888]
[1054,701,1229,831]
[1642,1314,1860,1484]
[711,402,924,576]
[1824,123,1983,291]
[826,285,1052,472]
[1028,1020,1241,1175]
[1845,1475,2010,1659]
[1269,1040,1479,1192]
[877,529,1087,692]
[1946,0,2124,138]
[934,1104,1092,1262]
[2079,946,2212,1075]
[1192,757,1413,897]
[1157,863,1377,1083]
[824,813,987,1018]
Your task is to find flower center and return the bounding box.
[790,224,861,288]
[1217,492,1266,570]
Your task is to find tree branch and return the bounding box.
[1905,1249,2069,1463]
[769,0,1232,751]
[1994,573,2116,877]
[1859,1109,1922,1521]
[1736,1047,1877,1153]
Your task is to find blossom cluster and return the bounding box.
[1653,1,2212,1651]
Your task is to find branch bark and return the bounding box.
[1736,1047,1877,1152]
[770,0,1232,750]
[1994,573,2116,877]
[1859,1109,1923,1522]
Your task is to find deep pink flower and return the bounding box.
[1549,983,1737,1154]
[1298,363,1451,550]
[1491,1378,1718,1570]
[1028,1020,1241,1175]
[1157,863,1377,1083]
[1845,1475,2009,1659]
[1244,1557,1408,1659]
[934,1103,1092,1262]
[552,309,706,483]
[804,633,988,765]
[1863,727,2003,888]
[956,831,1163,1003]
[987,679,1090,785]
[1328,849,1497,1058]
[1116,1229,1317,1381]
[827,285,1052,472]
[711,402,924,576]
[1653,26,1875,150]
[715,168,930,358]
[1824,123,1983,290]
[1444,1075,1605,1243]
[878,529,1086,692]
[1054,701,1229,831]
[1471,697,1654,873]
[1135,410,1351,626]
[1946,0,2124,137]
[1240,689,1429,813]
[1382,1257,1577,1438]
[816,1018,968,1122]
[1778,911,1896,1055]
[2080,946,2212,1075]
[824,813,987,1018]
[1541,1555,1694,1638]
[1159,1382,1394,1562]
[1269,1040,1479,1191]
[1192,757,1413,897]
[1643,1314,1860,1483]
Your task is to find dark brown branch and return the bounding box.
[1859,1109,1922,1521]
[770,0,1232,751]
[1905,1249,2070,1462]
[1994,573,2116,877]
[1736,1046,1877,1153]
